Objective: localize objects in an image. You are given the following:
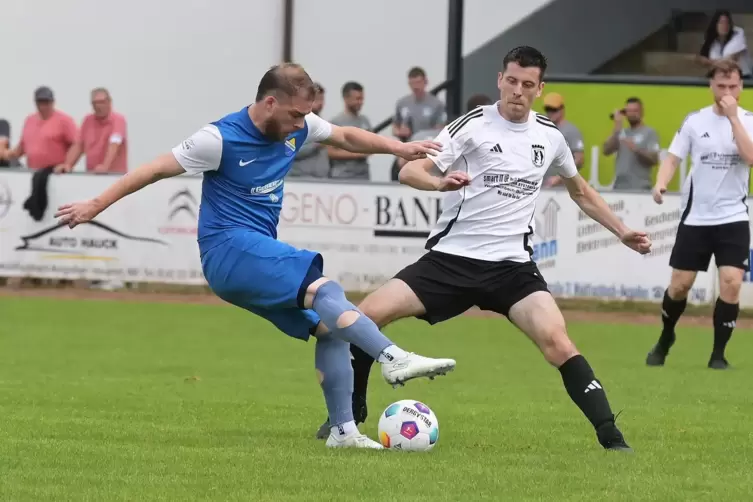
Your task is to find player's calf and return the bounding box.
[710,266,744,368]
[647,270,694,366]
[510,292,630,451]
[306,279,455,386]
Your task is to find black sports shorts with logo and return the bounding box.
[669,221,750,272]
[393,250,550,324]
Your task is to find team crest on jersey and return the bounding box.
[531,144,545,167]
[284,137,296,156]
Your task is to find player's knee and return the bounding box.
[335,310,361,329]
[719,274,743,303]
[539,327,578,367]
[668,280,692,299]
[304,277,334,309]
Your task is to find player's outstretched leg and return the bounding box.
[315,345,373,440]
[509,292,632,452]
[315,333,382,449]
[305,278,456,387]
[646,270,695,367]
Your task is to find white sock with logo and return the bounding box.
[331,420,358,438]
[377,344,408,363]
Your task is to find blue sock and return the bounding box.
[312,281,393,359]
[315,334,355,428]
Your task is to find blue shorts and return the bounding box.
[200,229,323,341]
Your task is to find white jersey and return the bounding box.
[669,106,753,226]
[424,104,578,262]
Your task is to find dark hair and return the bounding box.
[625,97,642,106]
[708,58,743,79]
[255,63,315,102]
[407,67,426,79]
[700,10,734,58]
[502,46,548,80]
[466,94,493,112]
[341,81,364,97]
[313,82,325,94]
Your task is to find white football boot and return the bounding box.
[325,431,384,449]
[381,353,456,388]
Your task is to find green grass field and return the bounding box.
[1,296,752,501]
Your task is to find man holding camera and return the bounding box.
[602,97,660,191]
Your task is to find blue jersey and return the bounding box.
[172,107,333,243]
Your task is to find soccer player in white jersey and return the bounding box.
[315,46,652,452]
[647,59,753,370]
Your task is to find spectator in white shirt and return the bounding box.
[697,10,752,79]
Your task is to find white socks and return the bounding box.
[377,344,408,363]
[331,420,358,437]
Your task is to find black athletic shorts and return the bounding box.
[669,221,750,272]
[393,250,549,324]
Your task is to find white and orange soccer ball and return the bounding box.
[377,399,439,451]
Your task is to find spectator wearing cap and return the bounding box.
[541,92,586,188]
[4,87,77,169]
[57,88,128,174]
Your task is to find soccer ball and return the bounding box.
[377,399,439,451]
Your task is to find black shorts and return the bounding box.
[669,221,750,272]
[393,250,549,324]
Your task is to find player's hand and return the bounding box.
[652,184,667,204]
[719,95,738,118]
[437,171,470,192]
[395,140,443,161]
[55,199,104,229]
[620,230,652,255]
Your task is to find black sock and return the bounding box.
[349,344,374,400]
[558,355,615,429]
[712,298,738,359]
[659,290,686,352]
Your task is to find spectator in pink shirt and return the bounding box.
[57,88,128,174]
[4,87,77,169]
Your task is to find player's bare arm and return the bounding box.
[653,153,682,204]
[55,153,185,228]
[321,125,441,161]
[397,157,471,191]
[720,96,753,165]
[563,173,651,254]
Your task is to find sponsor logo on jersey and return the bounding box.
[249,179,284,195]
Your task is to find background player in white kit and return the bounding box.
[647,59,753,370]
[315,46,652,451]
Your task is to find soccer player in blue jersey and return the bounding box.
[55,63,457,449]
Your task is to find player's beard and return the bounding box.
[264,117,286,141]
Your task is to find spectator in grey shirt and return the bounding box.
[602,97,661,191]
[540,92,585,187]
[289,83,330,178]
[392,67,446,141]
[327,82,372,180]
[394,94,492,173]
